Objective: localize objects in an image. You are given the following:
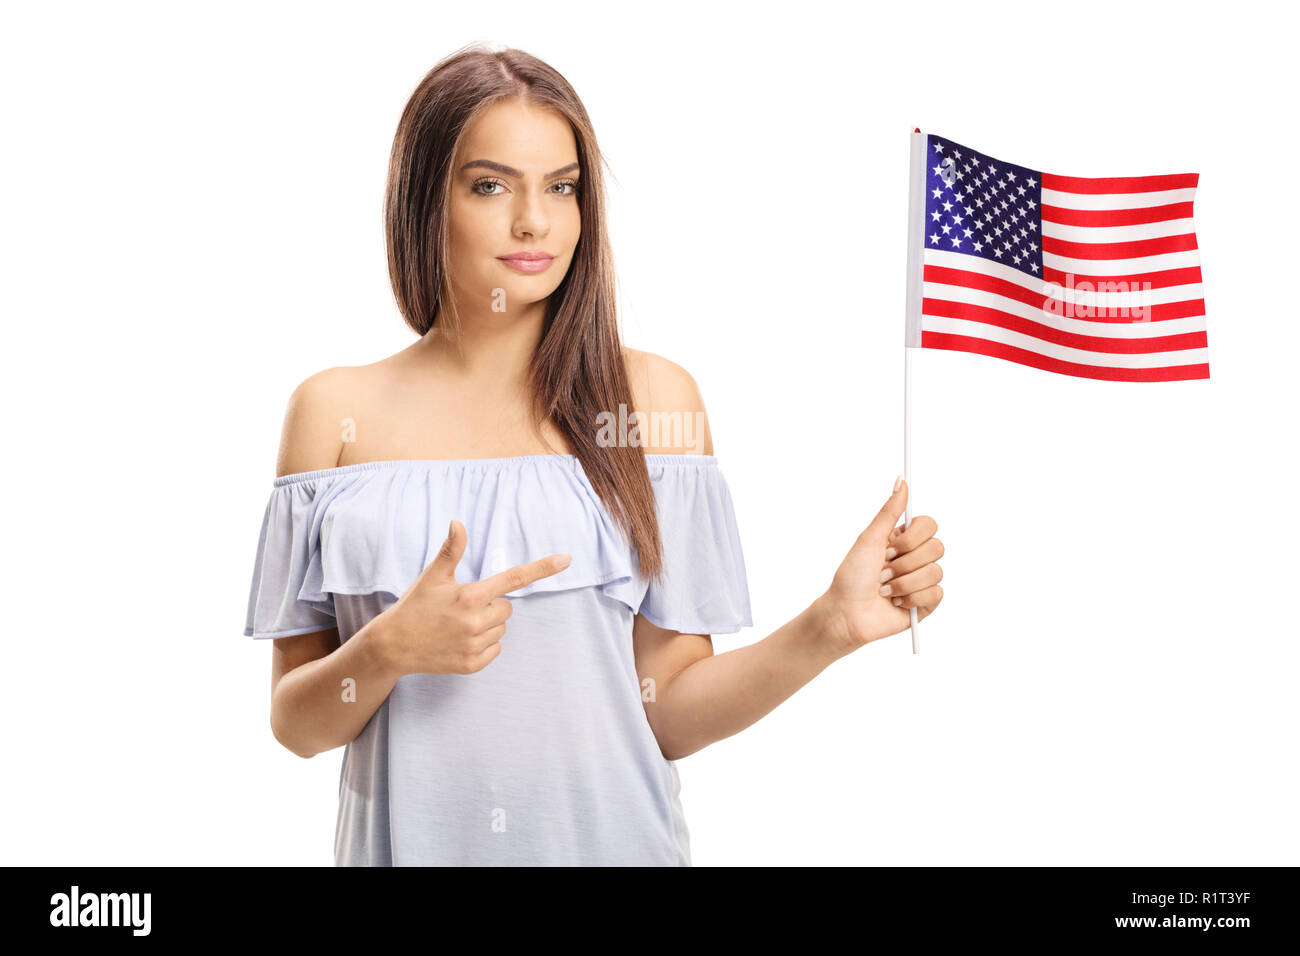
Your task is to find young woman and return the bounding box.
[243,44,945,866]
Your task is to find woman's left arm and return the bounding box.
[636,477,942,761]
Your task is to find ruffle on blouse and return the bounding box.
[243,454,753,640]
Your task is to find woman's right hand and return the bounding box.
[374,520,571,677]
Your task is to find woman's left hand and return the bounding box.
[816,477,944,654]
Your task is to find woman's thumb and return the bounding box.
[423,519,465,583]
[865,475,908,542]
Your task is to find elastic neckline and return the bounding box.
[271,452,719,487]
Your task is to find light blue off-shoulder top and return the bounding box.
[243,453,752,866]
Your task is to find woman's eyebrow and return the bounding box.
[460,159,580,178]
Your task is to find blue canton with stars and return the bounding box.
[924,134,1043,279]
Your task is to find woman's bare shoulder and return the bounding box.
[273,365,370,478]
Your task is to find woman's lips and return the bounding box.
[497,253,554,274]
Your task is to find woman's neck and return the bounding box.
[410,299,547,386]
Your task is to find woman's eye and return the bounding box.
[471,178,577,197]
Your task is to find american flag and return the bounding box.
[905,131,1208,381]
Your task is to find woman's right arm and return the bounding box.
[270,622,402,758]
[265,368,400,758]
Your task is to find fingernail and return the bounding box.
[885,547,897,560]
[447,520,454,538]
[878,584,892,596]
[554,554,571,570]
[878,568,894,583]
[893,474,902,493]
[892,596,902,606]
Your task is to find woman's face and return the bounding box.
[446,97,581,317]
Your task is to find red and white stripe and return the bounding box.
[920,172,1208,382]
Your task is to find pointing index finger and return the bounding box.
[465,553,572,603]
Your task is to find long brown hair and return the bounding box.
[384,43,664,582]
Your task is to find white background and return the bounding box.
[3,0,1296,866]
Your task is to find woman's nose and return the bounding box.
[512,191,550,238]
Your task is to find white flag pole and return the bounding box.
[903,128,927,655]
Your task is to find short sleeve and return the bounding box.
[636,459,753,635]
[243,481,338,639]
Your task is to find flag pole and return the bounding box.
[903,128,927,654]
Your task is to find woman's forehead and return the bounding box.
[456,100,578,172]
